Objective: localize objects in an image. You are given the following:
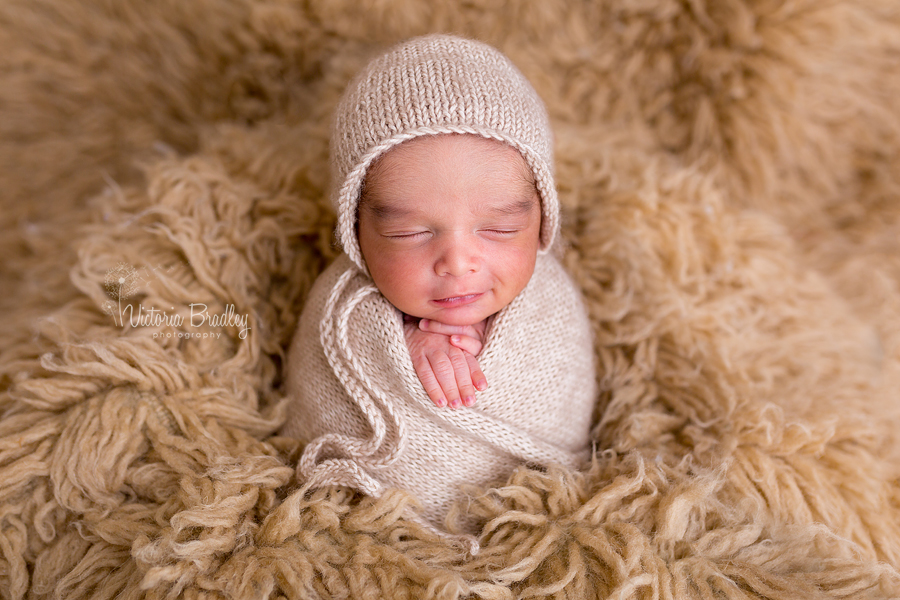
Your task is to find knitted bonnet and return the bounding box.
[331,34,559,272]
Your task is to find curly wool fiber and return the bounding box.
[2,0,900,598]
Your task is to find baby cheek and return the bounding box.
[380,251,434,302]
[500,244,537,277]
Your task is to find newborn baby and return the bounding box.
[281,34,596,534]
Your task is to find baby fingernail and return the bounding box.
[464,396,475,406]
[450,398,461,409]
[436,397,446,407]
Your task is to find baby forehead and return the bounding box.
[362,194,537,223]
[357,133,541,227]
[368,134,534,185]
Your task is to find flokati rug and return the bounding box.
[2,1,900,598]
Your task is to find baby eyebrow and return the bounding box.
[485,197,537,216]
[361,202,413,220]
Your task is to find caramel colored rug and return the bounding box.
[2,1,900,598]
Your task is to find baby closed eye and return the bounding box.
[481,228,521,237]
[382,229,520,240]
[383,231,431,240]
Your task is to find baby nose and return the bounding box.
[435,239,478,277]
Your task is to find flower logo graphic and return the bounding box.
[104,262,140,299]
[104,262,142,325]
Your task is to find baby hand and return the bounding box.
[403,318,488,409]
[418,319,487,357]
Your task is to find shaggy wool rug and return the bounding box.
[2,1,900,598]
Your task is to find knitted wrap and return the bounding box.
[330,34,560,273]
[282,252,596,531]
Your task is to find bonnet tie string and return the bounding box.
[298,267,408,495]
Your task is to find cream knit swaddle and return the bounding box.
[282,251,596,530]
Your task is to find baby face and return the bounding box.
[357,134,541,327]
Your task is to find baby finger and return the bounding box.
[429,352,463,409]
[449,334,483,357]
[464,352,488,392]
[448,348,476,408]
[419,319,480,340]
[413,357,447,408]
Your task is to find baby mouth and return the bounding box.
[432,293,482,307]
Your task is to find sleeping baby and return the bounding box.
[281,34,596,537]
